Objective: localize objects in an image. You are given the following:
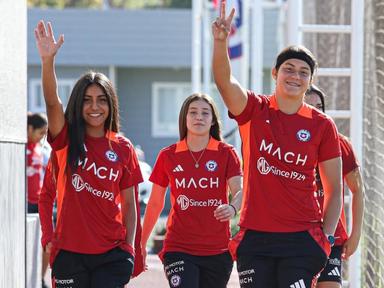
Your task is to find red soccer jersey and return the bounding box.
[47,123,143,255]
[315,134,359,245]
[150,138,242,257]
[27,142,44,204]
[230,92,341,232]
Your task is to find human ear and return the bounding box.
[27,125,33,136]
[271,67,277,81]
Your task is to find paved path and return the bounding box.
[127,254,240,288]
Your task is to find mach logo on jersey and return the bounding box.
[176,194,222,211]
[259,139,308,166]
[78,157,119,182]
[175,177,219,189]
[257,157,306,181]
[72,174,114,201]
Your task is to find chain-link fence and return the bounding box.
[361,0,384,287]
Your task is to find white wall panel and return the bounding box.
[0,0,27,287]
[0,0,27,142]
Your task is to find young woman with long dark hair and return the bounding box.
[35,20,142,288]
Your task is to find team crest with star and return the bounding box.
[296,129,311,142]
[205,160,218,172]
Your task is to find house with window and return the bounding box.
[27,7,280,166]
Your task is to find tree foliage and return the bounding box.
[28,0,102,8]
[28,0,191,9]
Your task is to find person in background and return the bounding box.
[27,112,49,288]
[27,112,48,213]
[305,84,365,288]
[35,20,142,288]
[212,2,342,287]
[135,145,146,162]
[141,93,243,288]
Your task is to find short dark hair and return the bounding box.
[306,84,326,112]
[275,45,318,75]
[27,113,47,129]
[178,93,222,141]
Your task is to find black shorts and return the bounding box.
[163,251,233,288]
[236,230,328,288]
[52,247,134,288]
[28,202,39,213]
[317,245,342,284]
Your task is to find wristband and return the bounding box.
[324,232,335,247]
[229,204,237,216]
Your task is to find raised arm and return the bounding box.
[212,1,247,116]
[342,168,364,259]
[34,20,65,138]
[318,157,343,236]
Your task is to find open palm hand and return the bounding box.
[34,20,64,60]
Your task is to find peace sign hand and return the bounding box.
[34,20,64,60]
[212,1,235,41]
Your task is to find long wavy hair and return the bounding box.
[64,71,120,170]
[178,93,222,141]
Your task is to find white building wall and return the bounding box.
[0,1,27,287]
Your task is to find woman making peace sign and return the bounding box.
[212,2,343,287]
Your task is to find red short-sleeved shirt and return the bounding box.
[315,134,359,245]
[230,92,341,232]
[48,123,143,255]
[150,138,242,256]
[27,142,44,204]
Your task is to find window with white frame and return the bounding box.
[151,82,227,138]
[152,82,189,137]
[29,79,75,112]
